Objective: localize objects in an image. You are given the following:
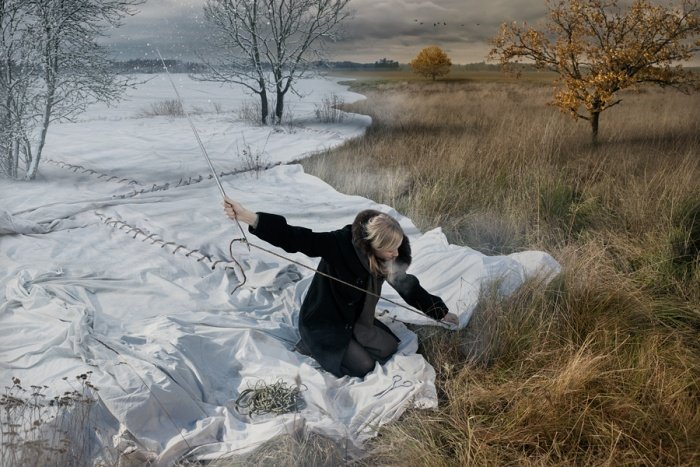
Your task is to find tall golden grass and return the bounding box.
[292,80,700,465]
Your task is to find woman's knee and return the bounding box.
[342,340,376,377]
[371,335,399,360]
[341,360,374,378]
[382,338,399,358]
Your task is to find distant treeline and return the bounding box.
[108,59,700,74]
[325,61,541,72]
[108,58,403,73]
[109,59,207,73]
[328,58,401,69]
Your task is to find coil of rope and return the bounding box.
[234,379,307,417]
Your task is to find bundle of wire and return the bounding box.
[234,379,307,417]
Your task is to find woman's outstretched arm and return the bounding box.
[223,197,338,259]
[388,273,459,326]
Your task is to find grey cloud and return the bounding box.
[105,0,550,63]
[102,1,211,60]
[132,0,203,19]
[332,0,548,61]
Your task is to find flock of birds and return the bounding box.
[413,19,480,27]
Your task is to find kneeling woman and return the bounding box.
[224,198,458,378]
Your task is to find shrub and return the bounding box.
[314,93,347,123]
[138,99,185,117]
[0,374,100,467]
[237,137,271,178]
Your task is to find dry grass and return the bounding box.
[203,431,353,467]
[137,99,185,117]
[289,79,700,465]
[1,374,101,467]
[329,69,559,85]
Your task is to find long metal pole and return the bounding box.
[155,49,249,248]
[156,49,226,198]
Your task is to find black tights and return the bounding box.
[340,335,398,378]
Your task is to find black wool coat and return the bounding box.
[248,210,449,377]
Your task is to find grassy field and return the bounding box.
[328,69,559,88]
[272,77,698,465]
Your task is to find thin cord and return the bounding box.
[228,238,451,328]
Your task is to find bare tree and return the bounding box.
[1,0,143,181]
[202,0,350,125]
[202,0,271,124]
[0,0,39,179]
[264,0,350,123]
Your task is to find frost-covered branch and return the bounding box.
[0,0,143,180]
[0,0,40,178]
[199,0,273,123]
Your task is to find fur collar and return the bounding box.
[350,209,412,269]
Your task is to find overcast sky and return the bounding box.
[103,0,551,64]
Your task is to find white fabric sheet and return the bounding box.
[0,75,560,465]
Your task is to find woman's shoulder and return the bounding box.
[334,224,353,243]
[330,225,356,251]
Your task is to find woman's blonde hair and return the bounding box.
[365,213,404,277]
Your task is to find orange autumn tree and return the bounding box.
[489,0,700,143]
[411,46,452,80]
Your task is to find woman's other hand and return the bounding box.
[441,312,459,327]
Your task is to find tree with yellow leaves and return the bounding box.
[411,46,452,80]
[489,0,700,143]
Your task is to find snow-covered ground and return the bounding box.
[0,75,560,464]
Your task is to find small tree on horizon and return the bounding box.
[410,46,452,80]
[489,0,700,144]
